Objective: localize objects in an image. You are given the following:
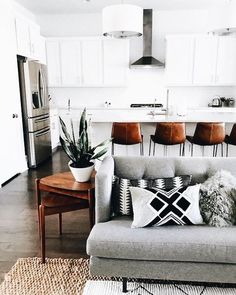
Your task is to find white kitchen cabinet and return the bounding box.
[166,35,236,86]
[165,36,195,86]
[39,36,47,64]
[216,37,236,85]
[29,23,40,59]
[103,39,129,86]
[193,36,218,85]
[15,16,41,60]
[46,41,61,86]
[60,40,82,86]
[46,37,129,87]
[15,17,30,57]
[81,40,103,85]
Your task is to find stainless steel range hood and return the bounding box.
[130,9,164,69]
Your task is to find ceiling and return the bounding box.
[15,0,228,15]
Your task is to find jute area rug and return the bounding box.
[0,257,235,295]
[0,257,103,295]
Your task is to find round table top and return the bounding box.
[39,171,95,192]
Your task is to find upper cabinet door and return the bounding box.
[15,17,30,57]
[103,39,129,86]
[60,40,82,86]
[165,36,195,86]
[29,23,40,60]
[39,36,47,65]
[193,36,218,85]
[46,41,61,86]
[216,37,236,85]
[81,40,103,85]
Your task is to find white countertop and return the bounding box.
[58,107,236,123]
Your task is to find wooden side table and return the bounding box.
[37,171,95,228]
[36,171,95,263]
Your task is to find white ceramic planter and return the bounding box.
[68,162,94,182]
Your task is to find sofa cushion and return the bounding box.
[130,185,203,228]
[87,217,236,264]
[112,175,192,216]
[200,170,236,227]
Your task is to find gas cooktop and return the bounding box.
[130,103,163,108]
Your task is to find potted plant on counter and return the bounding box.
[59,108,111,182]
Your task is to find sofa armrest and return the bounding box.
[95,156,114,223]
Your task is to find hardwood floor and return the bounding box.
[0,150,90,283]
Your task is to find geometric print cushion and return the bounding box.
[130,184,203,228]
[112,175,192,216]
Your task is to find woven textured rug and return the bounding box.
[83,280,236,295]
[0,257,103,295]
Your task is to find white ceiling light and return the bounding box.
[208,0,236,35]
[102,4,143,38]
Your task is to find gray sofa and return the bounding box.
[87,156,236,290]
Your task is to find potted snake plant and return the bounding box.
[59,108,111,182]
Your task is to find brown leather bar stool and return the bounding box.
[224,124,236,157]
[149,122,186,156]
[111,122,144,155]
[187,122,225,157]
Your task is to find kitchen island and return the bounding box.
[59,107,236,157]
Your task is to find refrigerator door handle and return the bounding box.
[40,68,47,108]
[35,128,50,137]
[35,115,50,123]
[38,70,43,108]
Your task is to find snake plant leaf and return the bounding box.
[59,117,72,143]
[89,138,112,153]
[70,118,76,145]
[60,136,77,163]
[79,108,87,136]
[91,147,109,160]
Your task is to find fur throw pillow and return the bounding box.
[200,170,236,227]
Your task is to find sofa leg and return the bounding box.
[122,277,128,293]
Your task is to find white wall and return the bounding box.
[13,1,36,21]
[37,10,236,110]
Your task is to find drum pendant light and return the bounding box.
[102,4,143,38]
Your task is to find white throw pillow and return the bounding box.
[130,185,203,228]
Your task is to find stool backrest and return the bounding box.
[193,122,225,145]
[154,122,186,145]
[111,122,142,145]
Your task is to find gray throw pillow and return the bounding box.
[130,185,203,228]
[112,175,192,216]
[200,170,236,227]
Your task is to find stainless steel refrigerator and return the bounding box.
[18,57,51,168]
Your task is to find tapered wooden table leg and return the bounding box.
[40,205,46,263]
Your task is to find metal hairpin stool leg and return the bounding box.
[221,143,224,157]
[111,142,114,156]
[226,143,229,157]
[179,143,185,156]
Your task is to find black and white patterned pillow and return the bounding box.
[130,185,203,228]
[112,175,192,216]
